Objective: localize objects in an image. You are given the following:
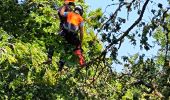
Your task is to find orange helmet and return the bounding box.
[64,0,75,2]
[64,0,75,6]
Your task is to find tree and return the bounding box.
[0,0,170,99]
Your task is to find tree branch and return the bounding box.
[101,0,149,57]
[80,0,150,69]
[117,0,150,41]
[100,3,125,30]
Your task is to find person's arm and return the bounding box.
[60,6,67,16]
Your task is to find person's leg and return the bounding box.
[73,48,85,66]
[58,29,68,71]
[43,45,54,64]
[70,33,85,66]
[58,59,65,71]
[48,45,55,59]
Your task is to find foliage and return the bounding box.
[0,0,170,99]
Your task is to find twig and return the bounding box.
[96,3,126,37]
[117,0,150,42]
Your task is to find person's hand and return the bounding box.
[64,1,69,5]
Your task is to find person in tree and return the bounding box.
[44,0,75,64]
[59,5,85,69]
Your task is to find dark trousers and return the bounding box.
[46,45,55,60]
[46,29,81,60]
[61,29,81,49]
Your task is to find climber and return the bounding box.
[59,5,85,67]
[44,0,75,64]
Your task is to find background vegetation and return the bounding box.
[0,0,169,99]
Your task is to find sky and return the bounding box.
[85,0,169,72]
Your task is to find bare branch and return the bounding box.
[100,3,125,31]
[102,0,149,56]
[117,0,150,42]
